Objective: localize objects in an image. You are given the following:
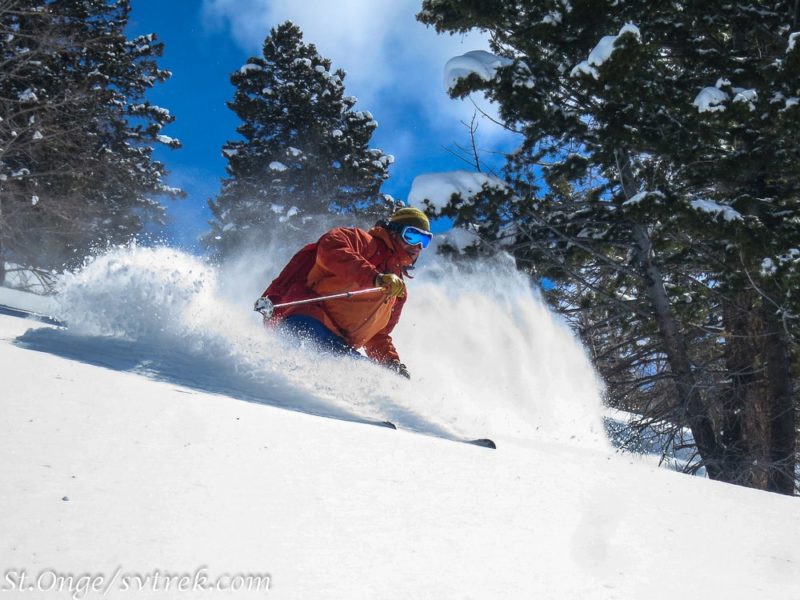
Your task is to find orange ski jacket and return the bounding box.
[282,226,414,363]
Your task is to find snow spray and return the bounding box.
[55,241,607,449]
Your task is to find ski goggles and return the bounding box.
[401,225,433,249]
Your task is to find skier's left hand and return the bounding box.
[385,360,411,379]
[375,273,405,298]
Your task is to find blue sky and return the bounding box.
[127,1,518,251]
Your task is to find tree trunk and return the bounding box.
[616,151,723,477]
[617,150,795,493]
[0,237,5,287]
[722,295,766,488]
[630,222,722,476]
[721,294,797,495]
[0,195,5,287]
[762,304,796,494]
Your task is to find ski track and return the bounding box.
[13,244,608,449]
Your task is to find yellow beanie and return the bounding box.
[388,207,430,232]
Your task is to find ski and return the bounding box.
[440,436,496,449]
[464,438,497,449]
[355,418,496,449]
[354,418,397,430]
[0,303,64,327]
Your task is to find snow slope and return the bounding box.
[1,248,799,599]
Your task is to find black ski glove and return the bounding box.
[385,360,411,379]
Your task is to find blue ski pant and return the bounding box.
[279,315,364,360]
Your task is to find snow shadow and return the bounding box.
[13,324,453,438]
[12,326,436,433]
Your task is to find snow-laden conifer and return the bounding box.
[418,0,800,494]
[0,0,182,282]
[205,21,393,257]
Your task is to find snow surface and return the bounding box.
[438,226,482,252]
[18,88,38,103]
[690,199,743,221]
[571,24,641,79]
[731,87,758,111]
[788,32,799,53]
[409,170,509,211]
[1,245,799,599]
[0,284,54,313]
[693,87,729,113]
[542,11,562,25]
[156,134,178,145]
[238,63,262,74]
[623,190,664,206]
[443,50,513,91]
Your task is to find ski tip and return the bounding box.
[469,438,497,449]
[379,421,397,430]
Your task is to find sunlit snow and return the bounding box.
[409,170,509,211]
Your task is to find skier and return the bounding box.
[256,207,432,379]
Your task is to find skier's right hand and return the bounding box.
[254,296,272,315]
[375,273,405,298]
[384,360,411,379]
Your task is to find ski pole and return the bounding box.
[254,287,384,318]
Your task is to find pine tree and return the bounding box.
[205,21,393,257]
[0,0,182,282]
[419,1,800,493]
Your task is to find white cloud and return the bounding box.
[200,0,523,206]
[201,0,514,151]
[204,0,404,97]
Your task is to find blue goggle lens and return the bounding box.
[401,226,432,249]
